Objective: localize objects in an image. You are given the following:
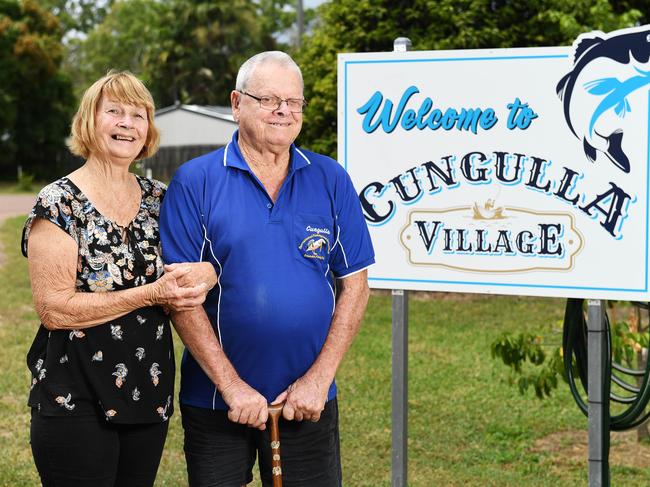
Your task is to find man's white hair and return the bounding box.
[235,51,304,92]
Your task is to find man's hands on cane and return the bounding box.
[220,367,330,427]
[272,372,329,422]
[221,378,268,430]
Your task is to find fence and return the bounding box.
[51,145,223,183]
[141,145,222,182]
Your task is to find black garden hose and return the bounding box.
[562,299,650,431]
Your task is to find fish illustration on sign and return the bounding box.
[556,27,650,173]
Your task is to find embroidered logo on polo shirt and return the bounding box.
[299,225,331,261]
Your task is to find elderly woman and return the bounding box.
[22,71,216,487]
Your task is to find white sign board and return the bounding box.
[338,26,650,300]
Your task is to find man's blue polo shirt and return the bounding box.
[159,131,375,410]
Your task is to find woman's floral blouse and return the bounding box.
[21,176,174,424]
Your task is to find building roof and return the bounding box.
[156,103,235,123]
[153,103,237,148]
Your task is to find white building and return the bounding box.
[144,103,238,180]
[155,104,237,147]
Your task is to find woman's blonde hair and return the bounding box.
[68,71,160,160]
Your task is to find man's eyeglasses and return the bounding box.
[238,91,307,113]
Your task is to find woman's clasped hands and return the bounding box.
[153,262,217,312]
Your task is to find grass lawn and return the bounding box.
[1,215,649,486]
[0,182,42,195]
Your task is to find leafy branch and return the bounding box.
[491,303,649,400]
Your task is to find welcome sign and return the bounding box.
[338,26,650,300]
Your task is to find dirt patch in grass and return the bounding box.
[531,429,650,469]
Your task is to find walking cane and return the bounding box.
[267,402,285,487]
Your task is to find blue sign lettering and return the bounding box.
[357,86,499,134]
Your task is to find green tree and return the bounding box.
[39,0,115,33]
[147,0,276,106]
[68,0,294,108]
[0,0,74,180]
[65,0,166,99]
[612,0,650,24]
[256,0,301,44]
[492,302,650,440]
[296,0,644,156]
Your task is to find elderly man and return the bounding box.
[159,51,375,486]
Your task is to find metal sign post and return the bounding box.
[391,37,412,487]
[587,300,610,487]
[391,289,408,487]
